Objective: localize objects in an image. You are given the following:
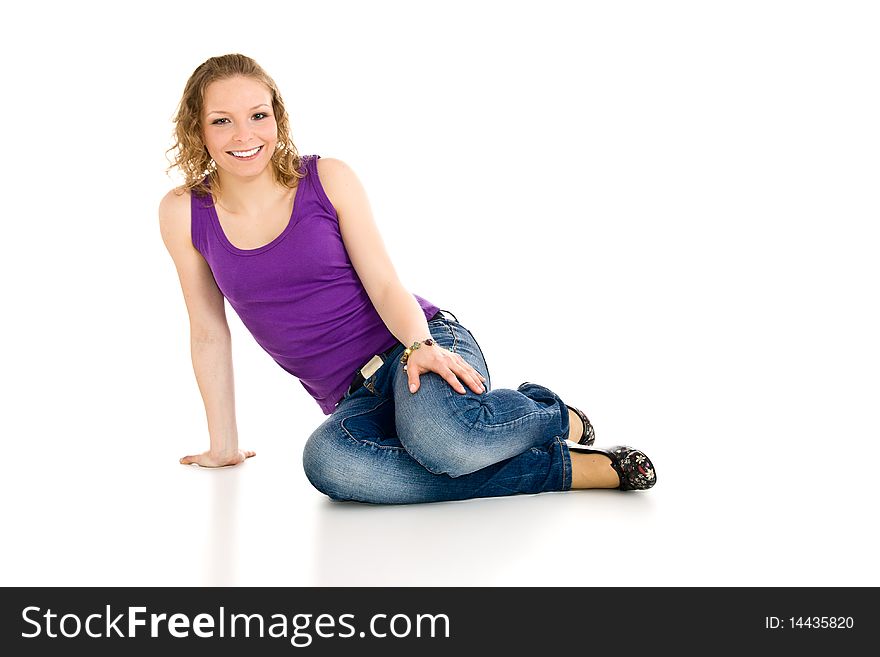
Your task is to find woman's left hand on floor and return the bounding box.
[405,345,486,395]
[179,449,256,468]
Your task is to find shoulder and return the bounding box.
[158,186,193,244]
[314,157,365,208]
[158,185,191,220]
[315,156,354,182]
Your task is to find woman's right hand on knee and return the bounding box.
[179,449,256,468]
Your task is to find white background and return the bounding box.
[1,0,877,586]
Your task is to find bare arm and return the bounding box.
[320,157,486,396]
[158,188,255,467]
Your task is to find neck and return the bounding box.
[214,166,285,215]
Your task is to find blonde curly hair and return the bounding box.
[165,53,305,202]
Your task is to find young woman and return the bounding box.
[159,53,656,504]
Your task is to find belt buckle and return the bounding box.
[360,353,385,379]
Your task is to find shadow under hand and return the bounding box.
[201,466,241,586]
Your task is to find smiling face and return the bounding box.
[201,75,278,179]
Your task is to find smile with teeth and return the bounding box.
[228,145,263,159]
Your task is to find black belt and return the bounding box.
[345,309,452,395]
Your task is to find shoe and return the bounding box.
[518,382,595,446]
[568,444,657,491]
[566,404,596,446]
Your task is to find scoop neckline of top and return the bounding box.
[207,171,306,256]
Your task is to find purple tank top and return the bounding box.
[190,154,440,414]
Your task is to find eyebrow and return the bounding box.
[206,104,271,116]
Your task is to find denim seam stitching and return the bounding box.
[339,397,408,452]
[461,326,491,385]
[443,319,475,427]
[472,409,555,431]
[432,318,499,431]
[437,312,489,383]
[558,436,570,490]
[441,316,458,353]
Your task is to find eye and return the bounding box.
[254,112,270,120]
[211,118,230,125]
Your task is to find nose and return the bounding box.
[231,122,254,144]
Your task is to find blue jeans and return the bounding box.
[302,310,574,504]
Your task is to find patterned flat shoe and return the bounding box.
[566,404,596,446]
[518,382,595,446]
[569,444,657,491]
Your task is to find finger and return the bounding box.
[453,362,485,393]
[408,371,420,393]
[443,370,467,394]
[468,372,486,393]
[449,353,484,383]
